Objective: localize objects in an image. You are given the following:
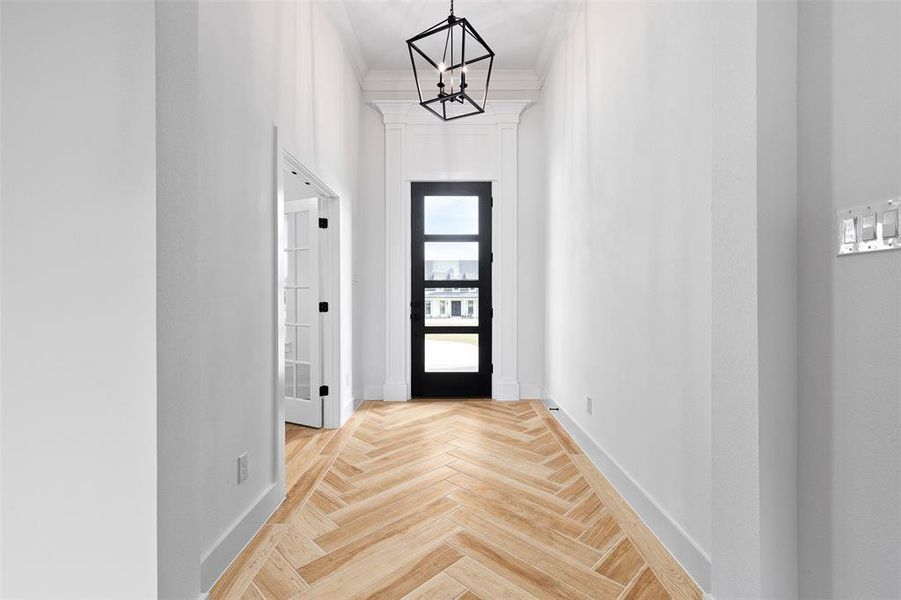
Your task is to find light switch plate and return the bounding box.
[837,198,901,256]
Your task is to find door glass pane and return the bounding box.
[296,210,312,249]
[285,362,296,397]
[296,326,311,362]
[286,251,297,285]
[286,288,297,324]
[424,196,478,234]
[286,214,296,248]
[296,363,311,400]
[425,288,478,326]
[425,334,479,372]
[296,288,312,325]
[425,242,478,280]
[297,249,312,287]
[285,326,296,360]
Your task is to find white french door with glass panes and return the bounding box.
[284,198,322,427]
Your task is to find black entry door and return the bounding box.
[411,181,492,398]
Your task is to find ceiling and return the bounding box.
[338,0,577,74]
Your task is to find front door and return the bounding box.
[411,182,492,398]
[284,197,322,427]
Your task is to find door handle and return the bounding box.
[411,313,422,322]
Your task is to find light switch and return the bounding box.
[861,214,877,241]
[837,200,901,256]
[883,209,899,238]
[842,217,858,244]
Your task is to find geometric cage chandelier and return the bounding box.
[406,0,495,121]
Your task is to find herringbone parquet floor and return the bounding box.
[209,400,701,600]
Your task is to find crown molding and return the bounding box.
[534,2,583,83]
[319,1,368,86]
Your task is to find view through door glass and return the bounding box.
[411,182,492,398]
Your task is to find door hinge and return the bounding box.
[490,364,494,374]
[490,308,494,318]
[318,218,328,229]
[490,197,494,207]
[319,301,329,312]
[490,251,494,263]
[319,385,329,396]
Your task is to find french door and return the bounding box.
[411,182,492,398]
[284,197,322,427]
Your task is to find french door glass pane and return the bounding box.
[296,210,312,248]
[296,326,311,362]
[286,214,296,248]
[296,363,311,400]
[296,250,312,287]
[425,287,478,326]
[425,333,479,372]
[296,288,312,325]
[424,196,478,234]
[286,288,297,324]
[286,327,296,360]
[424,242,478,280]
[286,252,296,285]
[285,362,296,397]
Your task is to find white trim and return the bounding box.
[344,396,365,416]
[534,2,582,83]
[542,399,712,593]
[371,101,529,401]
[318,1,367,86]
[321,196,342,429]
[200,482,284,592]
[363,384,384,401]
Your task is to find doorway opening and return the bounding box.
[275,140,342,498]
[410,181,492,398]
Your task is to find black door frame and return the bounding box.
[411,181,492,398]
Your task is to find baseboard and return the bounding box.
[382,381,408,401]
[200,482,285,592]
[341,396,364,426]
[493,379,520,401]
[363,384,383,400]
[519,384,542,400]
[542,399,712,593]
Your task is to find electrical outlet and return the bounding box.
[586,396,593,415]
[237,452,248,484]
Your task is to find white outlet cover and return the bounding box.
[238,452,248,484]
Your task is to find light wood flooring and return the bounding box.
[209,400,701,600]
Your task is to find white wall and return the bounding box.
[355,105,387,401]
[709,2,762,596]
[517,103,546,398]
[757,1,799,597]
[542,0,712,584]
[0,2,159,597]
[155,1,363,595]
[798,2,901,598]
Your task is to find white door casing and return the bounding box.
[371,100,530,401]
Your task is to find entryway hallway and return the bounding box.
[210,401,700,600]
